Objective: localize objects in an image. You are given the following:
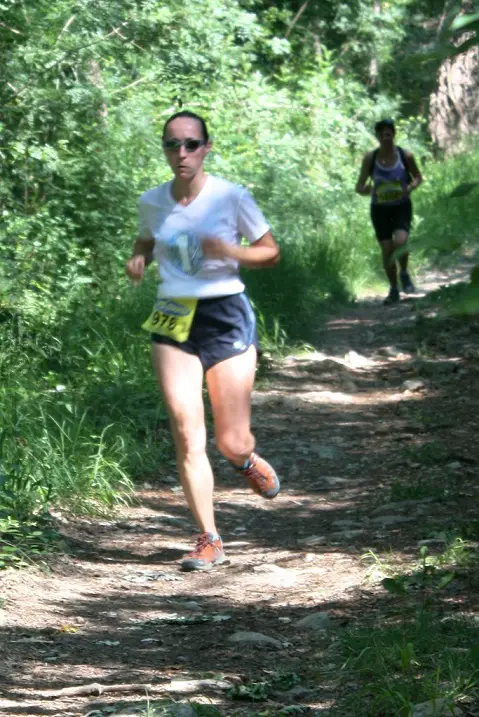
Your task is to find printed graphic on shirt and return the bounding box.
[155,298,194,317]
[166,231,204,276]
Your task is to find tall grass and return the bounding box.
[0,279,170,533]
[1,143,478,563]
[245,143,479,338]
[413,145,479,261]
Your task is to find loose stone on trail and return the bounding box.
[298,535,327,547]
[297,611,331,632]
[228,631,283,649]
[370,515,417,526]
[411,698,463,716]
[168,678,232,694]
[402,379,426,392]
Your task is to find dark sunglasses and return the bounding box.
[162,138,206,153]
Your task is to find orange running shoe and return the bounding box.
[236,452,280,499]
[180,532,226,572]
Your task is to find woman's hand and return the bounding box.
[201,237,232,260]
[203,231,279,269]
[126,237,155,282]
[126,254,146,282]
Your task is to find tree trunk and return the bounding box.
[368,0,381,88]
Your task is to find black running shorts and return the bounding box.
[370,199,412,241]
[151,292,259,372]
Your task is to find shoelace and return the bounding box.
[242,461,267,486]
[189,533,215,557]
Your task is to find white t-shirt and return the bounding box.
[137,175,270,298]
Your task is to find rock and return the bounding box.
[340,377,359,393]
[332,519,359,529]
[228,631,282,649]
[251,392,272,406]
[167,706,197,717]
[285,351,328,365]
[380,345,402,358]
[310,445,338,459]
[251,565,298,588]
[168,679,232,694]
[370,515,416,526]
[324,475,349,485]
[417,538,447,547]
[330,529,365,540]
[0,610,12,627]
[111,708,195,717]
[371,499,434,516]
[298,535,327,547]
[180,601,203,612]
[122,570,184,583]
[232,524,248,533]
[303,390,354,404]
[290,464,301,479]
[411,698,463,716]
[279,395,306,411]
[403,379,425,392]
[297,611,330,632]
[314,358,346,372]
[446,461,462,471]
[344,350,373,368]
[311,476,349,489]
[275,685,315,701]
[252,564,282,573]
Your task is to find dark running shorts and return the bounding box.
[370,199,412,241]
[151,292,259,372]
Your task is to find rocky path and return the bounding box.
[1,264,478,717]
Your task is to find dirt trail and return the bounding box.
[1,264,478,717]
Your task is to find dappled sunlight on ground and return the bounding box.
[1,263,478,716]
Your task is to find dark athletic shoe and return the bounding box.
[400,271,415,294]
[181,533,226,572]
[383,287,400,305]
[236,452,280,499]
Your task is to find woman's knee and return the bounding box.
[215,429,254,463]
[393,230,408,246]
[170,410,207,457]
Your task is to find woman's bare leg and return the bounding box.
[152,343,217,535]
[206,346,280,499]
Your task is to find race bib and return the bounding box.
[142,298,198,343]
[376,181,404,204]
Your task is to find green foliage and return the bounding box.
[1,0,479,552]
[421,7,479,63]
[338,609,479,715]
[230,671,301,701]
[0,515,58,569]
[347,538,479,712]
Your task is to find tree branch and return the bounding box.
[285,0,309,38]
[37,682,154,698]
[56,15,76,43]
[0,21,23,34]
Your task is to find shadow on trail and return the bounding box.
[1,579,478,715]
[1,278,478,716]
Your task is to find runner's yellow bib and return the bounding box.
[376,181,404,203]
[142,298,198,343]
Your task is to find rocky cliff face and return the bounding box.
[429,44,479,150]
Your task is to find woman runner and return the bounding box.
[356,118,423,304]
[125,110,281,571]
